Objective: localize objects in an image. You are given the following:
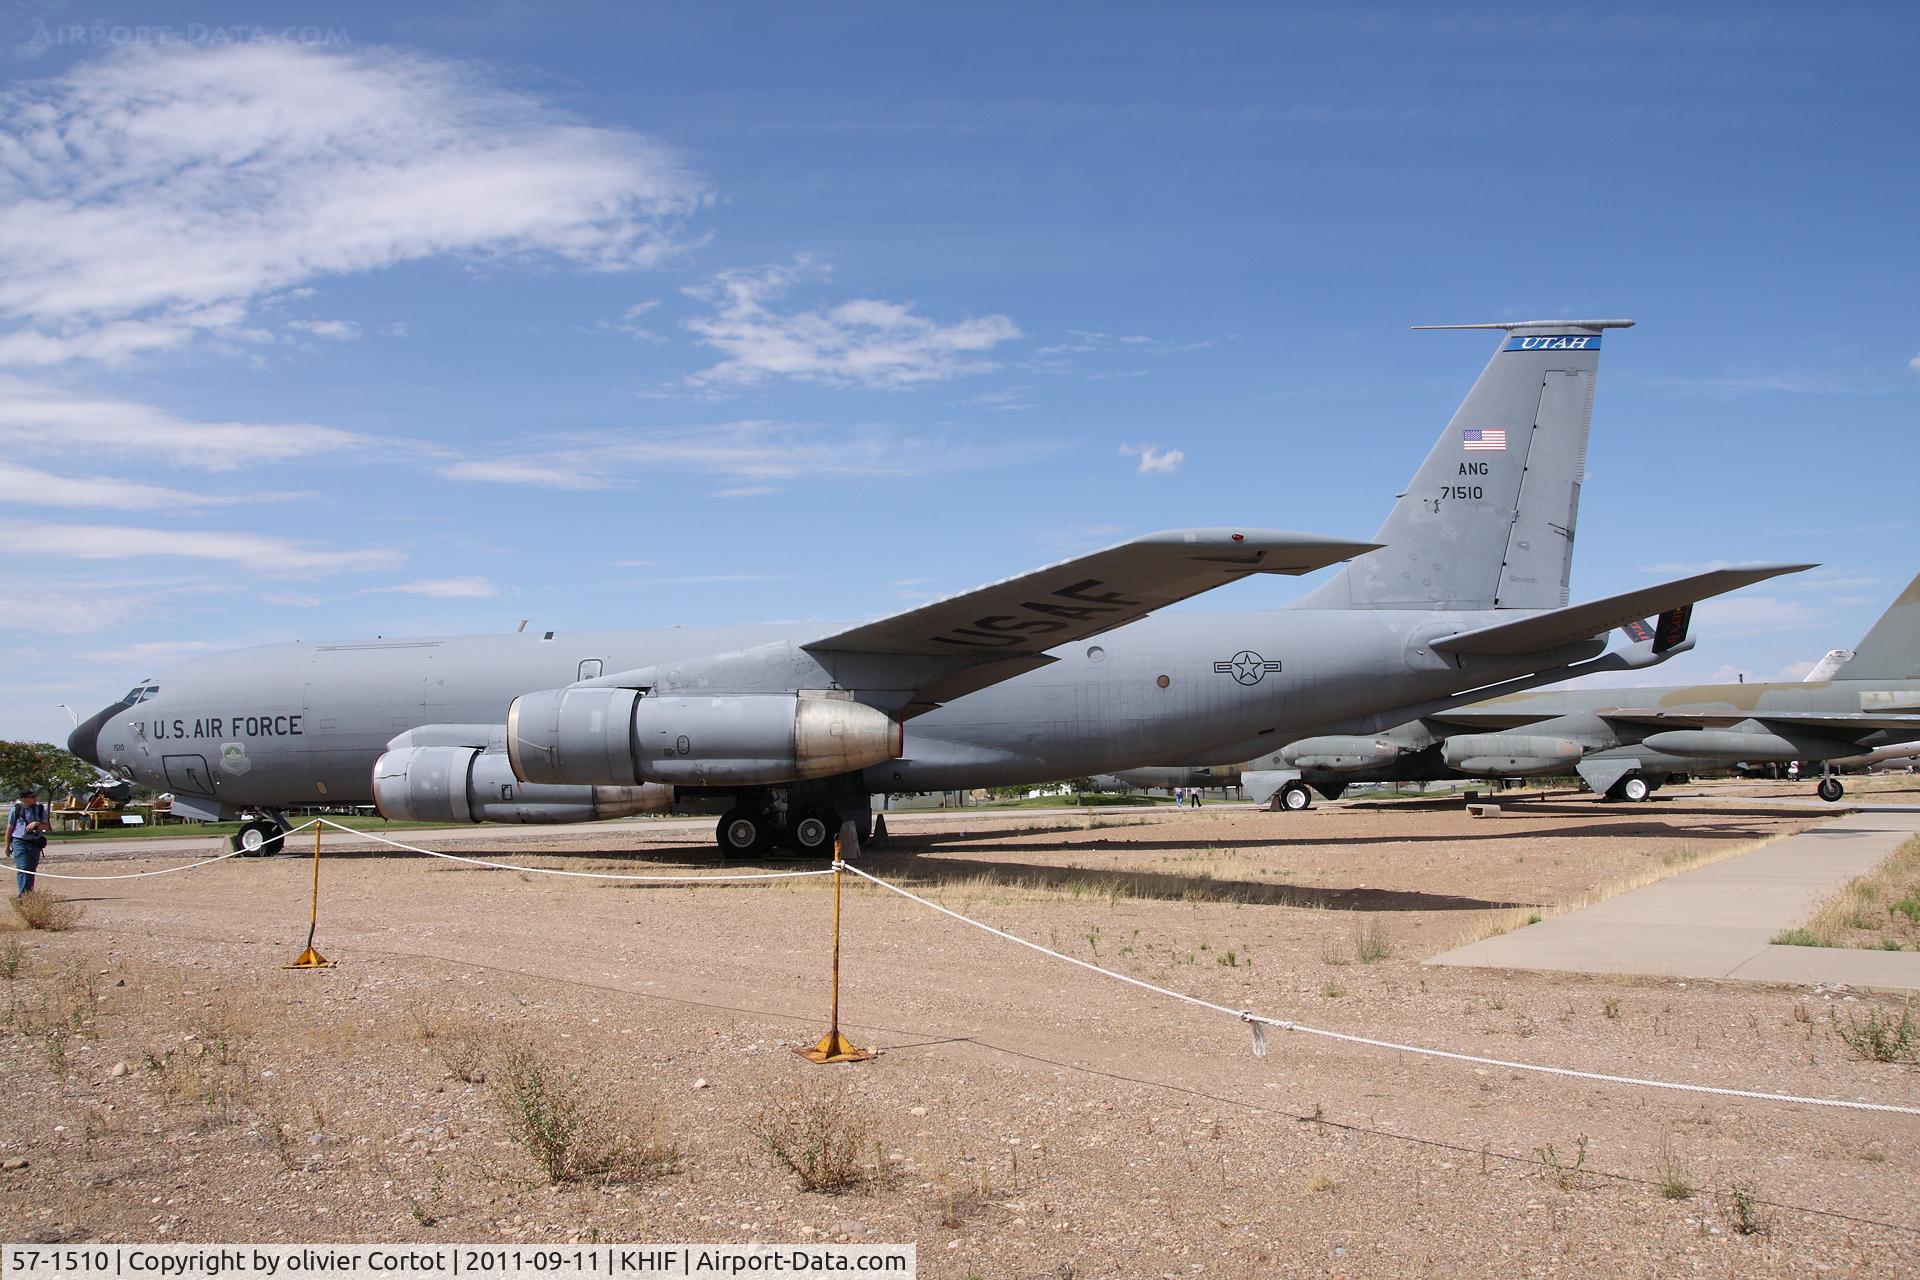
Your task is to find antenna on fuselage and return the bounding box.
[515,619,529,634]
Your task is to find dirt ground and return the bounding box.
[2,779,1917,1277]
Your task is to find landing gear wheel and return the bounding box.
[1617,775,1651,803]
[716,808,771,859]
[786,807,841,859]
[1817,776,1845,803]
[1277,781,1313,812]
[233,819,285,857]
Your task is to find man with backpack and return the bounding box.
[7,788,50,897]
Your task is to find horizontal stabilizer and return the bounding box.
[811,529,1375,658]
[1431,564,1815,657]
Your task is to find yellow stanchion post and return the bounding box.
[286,820,333,969]
[795,836,872,1064]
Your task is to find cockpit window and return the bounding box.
[123,684,159,704]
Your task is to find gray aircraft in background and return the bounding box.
[1126,573,1920,809]
[67,319,1801,856]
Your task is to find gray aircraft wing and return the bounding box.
[1431,564,1814,657]
[1592,710,1920,734]
[805,528,1375,716]
[810,528,1374,656]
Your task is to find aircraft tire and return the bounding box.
[1817,776,1845,803]
[233,819,285,857]
[1615,775,1651,803]
[1278,781,1313,812]
[786,807,841,859]
[716,808,771,859]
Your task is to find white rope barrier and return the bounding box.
[842,863,1920,1118]
[316,818,834,884]
[4,818,321,881]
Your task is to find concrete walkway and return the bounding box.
[1430,811,1920,993]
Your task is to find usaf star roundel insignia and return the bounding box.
[1214,650,1282,686]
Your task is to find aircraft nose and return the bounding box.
[68,705,113,767]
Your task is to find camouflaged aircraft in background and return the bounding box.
[68,319,1804,856]
[1128,573,1920,809]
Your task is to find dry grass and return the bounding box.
[10,891,83,932]
[5,959,102,1074]
[1831,1005,1919,1064]
[918,864,1309,910]
[751,1083,880,1194]
[494,1039,674,1184]
[1775,836,1920,952]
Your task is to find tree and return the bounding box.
[0,741,101,802]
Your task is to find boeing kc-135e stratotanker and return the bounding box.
[67,320,1808,856]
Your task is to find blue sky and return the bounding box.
[1,3,1915,744]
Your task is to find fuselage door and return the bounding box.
[163,754,216,796]
[578,658,604,682]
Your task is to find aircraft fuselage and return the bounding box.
[82,606,1603,810]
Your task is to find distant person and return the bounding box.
[1173,787,1184,807]
[6,788,50,897]
[1188,788,1202,808]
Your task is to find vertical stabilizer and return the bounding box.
[1833,572,1920,681]
[1293,319,1632,611]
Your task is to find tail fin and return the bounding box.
[1294,319,1633,611]
[1832,572,1920,680]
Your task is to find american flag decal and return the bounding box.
[1462,428,1507,451]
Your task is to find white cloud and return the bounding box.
[1690,595,1822,634]
[1910,352,1920,371]
[1119,443,1184,475]
[957,386,1036,411]
[0,42,709,365]
[439,459,610,490]
[601,300,666,345]
[0,520,402,574]
[1036,329,1210,357]
[287,319,362,341]
[0,377,362,469]
[442,420,1034,489]
[0,462,211,510]
[369,576,498,599]
[712,485,778,498]
[80,640,216,667]
[1639,373,1851,398]
[685,257,1019,389]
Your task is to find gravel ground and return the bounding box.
[2,779,1916,1277]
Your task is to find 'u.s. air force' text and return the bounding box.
[147,714,304,740]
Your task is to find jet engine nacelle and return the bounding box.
[1280,736,1409,773]
[506,688,903,788]
[1638,728,1856,763]
[1441,734,1585,776]
[371,745,674,824]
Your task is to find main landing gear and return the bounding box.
[1271,780,1314,812]
[715,794,860,859]
[1817,775,1845,803]
[232,813,290,856]
[1607,774,1652,803]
